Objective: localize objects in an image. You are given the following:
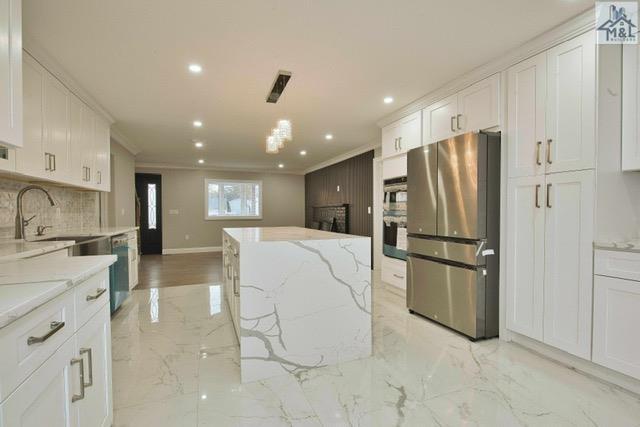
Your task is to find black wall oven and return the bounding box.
[383,176,407,261]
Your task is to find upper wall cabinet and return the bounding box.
[0,0,23,148]
[422,74,500,145]
[18,51,111,191]
[507,31,595,178]
[622,43,640,171]
[381,111,421,159]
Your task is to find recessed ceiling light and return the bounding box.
[193,120,203,128]
[299,150,307,156]
[194,141,204,148]
[278,163,284,168]
[325,134,333,140]
[383,96,394,104]
[198,159,204,164]
[188,63,203,74]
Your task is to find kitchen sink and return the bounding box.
[35,235,101,243]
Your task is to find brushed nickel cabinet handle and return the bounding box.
[71,357,85,402]
[393,273,404,279]
[27,321,65,345]
[80,348,93,387]
[398,137,402,150]
[44,153,50,171]
[547,139,553,164]
[536,141,542,165]
[51,154,56,171]
[450,116,456,132]
[86,288,107,301]
[456,114,462,130]
[535,184,541,208]
[546,183,552,208]
[233,275,240,296]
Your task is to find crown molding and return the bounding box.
[376,7,595,128]
[110,127,141,155]
[22,35,115,125]
[303,141,380,175]
[135,162,305,175]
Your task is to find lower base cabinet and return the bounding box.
[0,289,112,427]
[381,256,406,290]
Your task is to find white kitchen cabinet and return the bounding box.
[69,96,95,187]
[381,111,421,158]
[17,53,46,178]
[93,115,110,191]
[622,43,640,171]
[0,337,77,427]
[507,31,595,177]
[74,305,112,427]
[0,145,15,172]
[382,153,407,180]
[506,170,594,360]
[0,0,23,149]
[505,175,545,341]
[43,72,70,181]
[546,31,596,174]
[422,74,500,145]
[543,170,594,359]
[128,231,139,290]
[507,52,547,178]
[381,256,406,290]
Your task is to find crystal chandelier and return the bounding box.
[265,119,292,153]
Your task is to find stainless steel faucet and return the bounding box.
[14,185,56,239]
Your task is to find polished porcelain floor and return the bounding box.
[111,276,640,426]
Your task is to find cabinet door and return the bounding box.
[17,53,47,178]
[543,170,594,359]
[43,74,70,181]
[0,0,22,148]
[546,31,596,173]
[74,305,112,427]
[0,337,77,427]
[622,43,640,171]
[507,53,547,178]
[593,275,640,380]
[381,120,401,158]
[457,74,500,133]
[505,175,545,340]
[93,116,110,191]
[397,111,421,153]
[422,94,457,144]
[68,95,84,186]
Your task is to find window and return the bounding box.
[147,183,157,229]
[205,179,262,220]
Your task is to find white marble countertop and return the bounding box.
[594,239,640,254]
[30,226,139,240]
[0,255,117,286]
[0,281,69,329]
[223,226,369,244]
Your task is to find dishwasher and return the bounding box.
[66,234,130,314]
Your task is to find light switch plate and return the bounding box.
[169,209,179,215]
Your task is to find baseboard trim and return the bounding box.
[162,246,222,255]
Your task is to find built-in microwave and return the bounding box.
[383,176,407,261]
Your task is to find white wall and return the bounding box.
[595,45,640,242]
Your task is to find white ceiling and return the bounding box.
[23,0,593,173]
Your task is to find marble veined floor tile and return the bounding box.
[111,277,640,427]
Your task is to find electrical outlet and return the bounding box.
[337,185,340,192]
[169,209,179,215]
[185,234,190,240]
[367,206,371,214]
[121,208,125,216]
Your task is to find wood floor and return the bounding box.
[136,252,223,289]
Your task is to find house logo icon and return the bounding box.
[596,2,638,44]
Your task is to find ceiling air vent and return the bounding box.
[266,70,292,103]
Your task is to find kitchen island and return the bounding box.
[222,226,372,383]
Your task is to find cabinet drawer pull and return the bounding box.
[450,116,456,132]
[535,184,541,208]
[398,137,402,150]
[86,288,107,301]
[456,114,462,130]
[71,357,85,402]
[44,153,50,171]
[546,183,552,208]
[80,348,93,387]
[546,139,553,164]
[233,275,240,296]
[52,154,56,171]
[393,273,404,279]
[536,141,542,165]
[27,321,65,345]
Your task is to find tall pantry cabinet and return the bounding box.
[505,30,596,360]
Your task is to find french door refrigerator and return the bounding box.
[406,131,501,340]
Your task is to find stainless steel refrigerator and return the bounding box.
[406,131,500,340]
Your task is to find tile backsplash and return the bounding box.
[0,177,100,239]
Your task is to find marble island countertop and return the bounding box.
[0,226,137,262]
[594,239,640,253]
[223,226,367,244]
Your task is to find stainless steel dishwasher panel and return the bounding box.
[407,255,486,339]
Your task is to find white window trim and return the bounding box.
[204,178,263,220]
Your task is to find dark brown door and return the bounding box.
[135,173,162,254]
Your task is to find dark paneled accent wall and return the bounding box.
[305,150,374,238]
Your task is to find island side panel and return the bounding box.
[239,237,372,383]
